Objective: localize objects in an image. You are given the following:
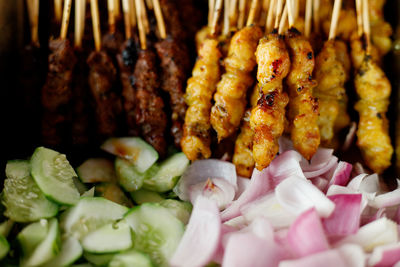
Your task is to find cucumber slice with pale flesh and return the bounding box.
[77,158,117,183]
[109,249,153,267]
[143,153,189,192]
[0,234,9,260]
[83,251,116,266]
[42,236,82,267]
[96,183,133,207]
[30,147,80,205]
[82,219,132,253]
[101,137,158,173]
[159,199,192,225]
[130,188,164,205]
[60,197,128,240]
[115,158,148,192]
[125,203,184,267]
[18,219,49,256]
[21,218,60,267]
[2,160,58,222]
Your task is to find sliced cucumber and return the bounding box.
[0,235,9,260]
[60,197,128,240]
[2,160,58,222]
[21,218,60,267]
[73,177,88,195]
[83,251,116,266]
[130,188,164,205]
[17,219,49,256]
[82,219,132,253]
[125,203,184,267]
[0,220,14,237]
[96,183,133,207]
[159,199,192,225]
[101,137,158,173]
[109,249,153,267]
[82,187,95,197]
[42,236,82,267]
[115,158,148,192]
[30,147,80,205]
[77,158,117,183]
[143,153,189,192]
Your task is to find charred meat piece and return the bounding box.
[155,37,188,147]
[134,49,167,157]
[41,39,77,146]
[87,50,122,138]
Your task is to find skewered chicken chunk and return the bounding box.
[369,0,392,56]
[211,25,263,141]
[181,39,222,160]
[285,28,320,160]
[250,33,290,170]
[350,32,381,70]
[354,56,393,173]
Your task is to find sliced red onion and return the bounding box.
[370,188,400,209]
[240,193,296,229]
[342,122,357,151]
[312,177,329,192]
[236,176,250,199]
[303,157,338,179]
[275,176,335,218]
[221,168,272,221]
[190,178,236,210]
[279,136,294,153]
[358,174,381,195]
[323,194,362,237]
[336,217,398,252]
[336,244,366,267]
[347,174,369,191]
[328,161,353,186]
[267,150,305,184]
[174,159,237,201]
[279,249,346,267]
[368,243,400,267]
[212,224,236,264]
[170,196,221,267]
[300,147,335,172]
[223,216,247,230]
[287,208,330,257]
[327,185,369,214]
[353,162,367,176]
[222,218,286,267]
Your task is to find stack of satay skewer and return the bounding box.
[23,0,395,176]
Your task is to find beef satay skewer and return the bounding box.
[90,0,101,52]
[122,0,132,39]
[74,0,86,48]
[250,0,290,170]
[135,0,147,49]
[60,0,73,39]
[152,0,166,39]
[107,0,116,34]
[129,0,137,29]
[284,0,320,160]
[54,0,63,24]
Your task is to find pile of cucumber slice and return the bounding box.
[0,137,191,266]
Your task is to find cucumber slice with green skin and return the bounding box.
[83,251,116,266]
[21,218,60,267]
[125,203,184,267]
[115,158,148,192]
[0,235,10,260]
[2,160,58,222]
[143,153,189,192]
[30,147,80,205]
[77,158,117,183]
[159,199,192,225]
[101,138,158,173]
[18,219,49,256]
[73,177,87,195]
[130,189,164,205]
[82,219,132,253]
[42,236,82,267]
[109,249,153,267]
[96,183,133,207]
[60,197,128,240]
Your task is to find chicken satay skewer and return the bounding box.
[312,0,320,33]
[265,0,276,33]
[328,0,341,40]
[246,0,259,27]
[278,2,288,34]
[355,0,363,37]
[304,0,312,38]
[237,0,246,29]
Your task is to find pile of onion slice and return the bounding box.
[171,138,400,267]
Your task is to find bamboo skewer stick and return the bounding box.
[26,0,40,46]
[145,0,153,10]
[135,0,147,49]
[293,0,299,21]
[362,0,371,55]
[129,0,137,29]
[265,0,276,32]
[90,0,102,51]
[328,0,341,40]
[355,0,363,37]
[237,0,246,29]
[305,0,312,38]
[258,0,269,27]
[60,0,73,39]
[152,0,166,39]
[274,0,284,29]
[141,0,150,34]
[74,0,86,48]
[312,0,320,33]
[208,0,215,27]
[229,0,238,27]
[287,0,295,28]
[278,2,288,34]
[246,0,258,26]
[114,0,121,18]
[211,0,223,36]
[107,0,116,33]
[122,0,132,39]
[223,0,230,35]
[54,0,63,24]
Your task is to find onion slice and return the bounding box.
[328,161,353,186]
[170,196,221,267]
[368,243,400,267]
